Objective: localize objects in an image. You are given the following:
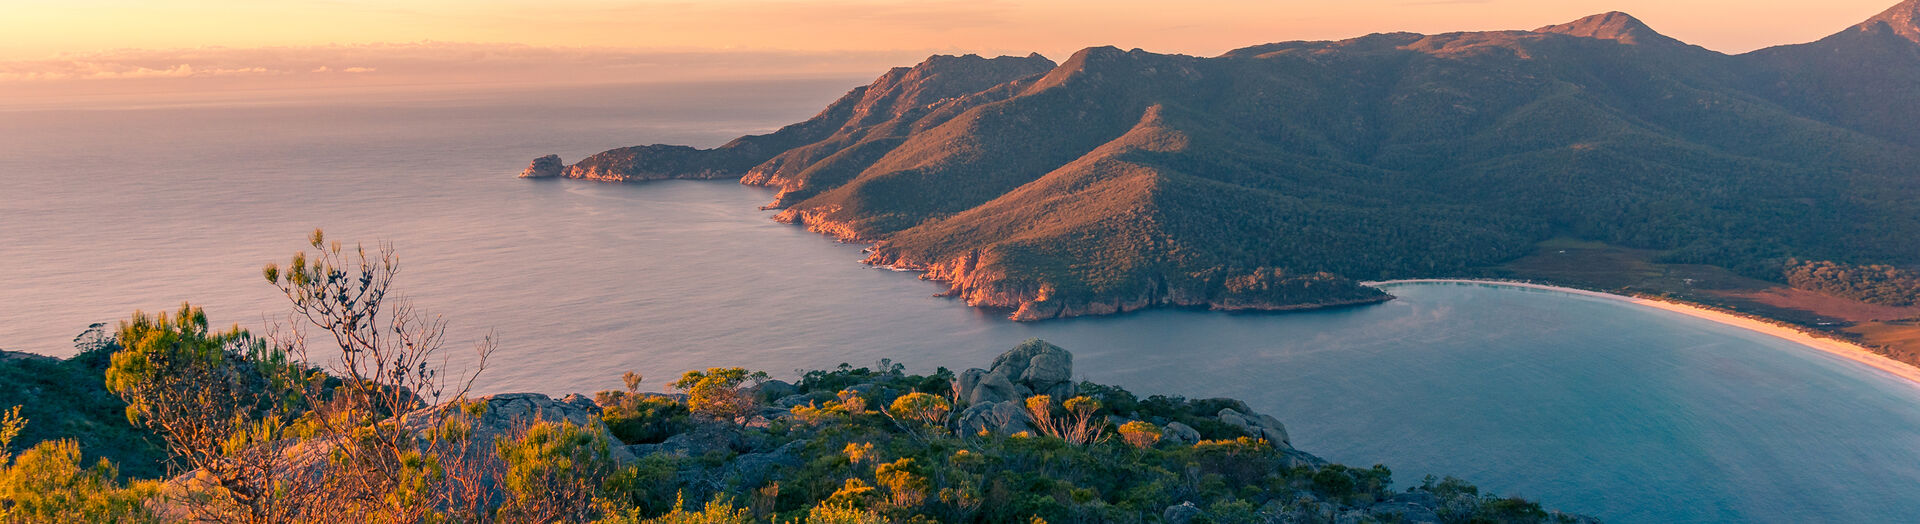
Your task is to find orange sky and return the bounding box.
[1,0,1899,61]
[0,0,1904,106]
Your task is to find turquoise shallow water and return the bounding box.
[3,81,1919,522]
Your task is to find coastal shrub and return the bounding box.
[1117,421,1161,450]
[0,439,158,524]
[494,417,619,522]
[1479,496,1551,523]
[798,364,886,396]
[885,392,951,428]
[597,453,688,518]
[672,368,769,422]
[803,502,888,524]
[1075,382,1140,416]
[1023,395,1106,445]
[597,392,692,444]
[911,368,956,396]
[603,495,753,524]
[874,458,930,509]
[1196,498,1260,524]
[791,390,876,426]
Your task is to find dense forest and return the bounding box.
[527,2,1920,320]
[1784,259,1920,308]
[0,233,1584,523]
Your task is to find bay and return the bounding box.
[3,80,1918,522]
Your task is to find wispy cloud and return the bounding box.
[0,42,927,85]
[0,61,280,82]
[0,42,936,107]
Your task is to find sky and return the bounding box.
[0,0,1902,103]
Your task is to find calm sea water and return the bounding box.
[4,80,1920,522]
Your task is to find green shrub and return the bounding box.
[598,392,692,445]
[0,439,157,523]
[494,417,619,522]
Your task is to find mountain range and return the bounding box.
[523,2,1920,321]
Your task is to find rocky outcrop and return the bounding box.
[948,340,1302,452]
[518,154,564,178]
[1162,421,1201,446]
[954,339,1076,405]
[955,400,1035,435]
[1219,407,1292,448]
[317,341,1584,522]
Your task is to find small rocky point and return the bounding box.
[519,154,565,178]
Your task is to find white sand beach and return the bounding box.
[1368,279,1920,387]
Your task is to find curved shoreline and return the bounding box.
[1366,279,1920,388]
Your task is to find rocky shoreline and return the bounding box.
[864,247,1394,321]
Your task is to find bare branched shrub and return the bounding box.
[257,229,499,520]
[1023,395,1106,445]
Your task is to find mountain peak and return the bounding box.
[1859,0,1920,42]
[1534,11,1680,46]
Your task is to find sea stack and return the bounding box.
[519,154,564,178]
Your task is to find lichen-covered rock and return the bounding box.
[954,368,986,402]
[988,339,1069,383]
[1163,421,1202,445]
[1021,349,1072,389]
[1216,406,1292,447]
[955,400,1036,436]
[967,368,1018,405]
[959,339,1076,407]
[1219,408,1250,429]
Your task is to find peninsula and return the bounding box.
[523,3,1920,366]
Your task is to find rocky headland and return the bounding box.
[346,340,1586,522]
